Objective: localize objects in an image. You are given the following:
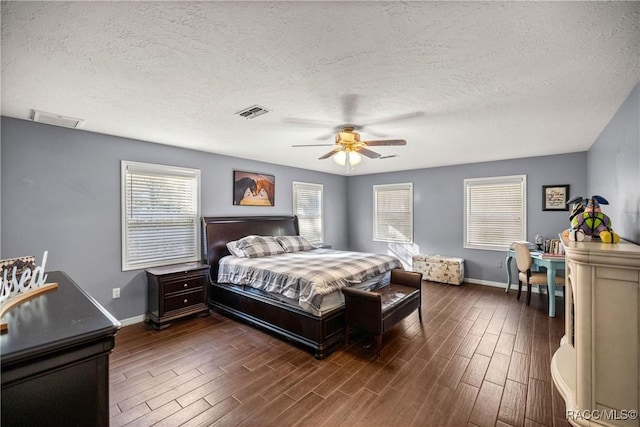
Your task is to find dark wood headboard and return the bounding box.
[201,215,299,279]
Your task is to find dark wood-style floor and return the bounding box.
[109,281,569,427]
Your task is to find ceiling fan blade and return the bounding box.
[319,147,343,160]
[364,139,407,146]
[379,154,398,159]
[283,118,343,140]
[360,111,425,127]
[356,147,381,159]
[314,131,338,141]
[292,144,335,147]
[282,117,337,128]
[341,94,359,124]
[358,126,388,138]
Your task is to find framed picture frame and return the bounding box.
[233,170,275,206]
[542,184,570,211]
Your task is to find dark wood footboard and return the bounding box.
[209,282,344,359]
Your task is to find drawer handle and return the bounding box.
[183,298,188,304]
[183,283,188,288]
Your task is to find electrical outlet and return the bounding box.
[496,260,503,268]
[112,288,120,299]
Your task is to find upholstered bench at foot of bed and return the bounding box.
[341,269,423,358]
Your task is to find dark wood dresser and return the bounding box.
[1,271,120,427]
[145,261,210,329]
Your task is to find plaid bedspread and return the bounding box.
[217,248,402,312]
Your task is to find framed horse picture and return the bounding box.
[233,170,275,206]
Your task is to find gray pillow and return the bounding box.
[275,235,314,253]
[235,235,286,258]
[226,240,245,257]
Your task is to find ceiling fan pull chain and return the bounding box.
[346,152,351,175]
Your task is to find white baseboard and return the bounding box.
[119,314,145,327]
[465,278,564,296]
[116,278,561,327]
[465,278,510,289]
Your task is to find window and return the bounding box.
[292,181,323,244]
[464,175,526,250]
[121,161,201,271]
[373,183,413,243]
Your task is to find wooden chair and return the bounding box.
[513,242,565,307]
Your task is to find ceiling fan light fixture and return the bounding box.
[295,124,405,172]
[349,151,362,165]
[333,150,362,167]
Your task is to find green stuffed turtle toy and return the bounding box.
[563,195,620,243]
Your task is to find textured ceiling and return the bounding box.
[2,1,639,176]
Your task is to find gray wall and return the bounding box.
[587,82,640,244]
[1,117,348,320]
[345,82,640,284]
[346,153,588,284]
[3,80,638,321]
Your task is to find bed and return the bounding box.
[202,215,402,358]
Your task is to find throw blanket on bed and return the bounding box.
[217,248,403,312]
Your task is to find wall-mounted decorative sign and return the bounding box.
[542,184,570,211]
[233,170,275,206]
[0,251,58,333]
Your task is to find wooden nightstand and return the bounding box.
[145,262,210,330]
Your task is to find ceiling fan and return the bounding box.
[292,126,406,171]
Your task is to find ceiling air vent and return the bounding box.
[235,105,270,120]
[31,110,84,128]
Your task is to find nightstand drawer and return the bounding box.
[163,275,206,295]
[164,290,205,313]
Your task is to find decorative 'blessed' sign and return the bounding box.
[0,251,58,333]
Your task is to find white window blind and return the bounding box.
[121,161,201,271]
[373,183,413,243]
[292,181,323,244]
[464,175,526,250]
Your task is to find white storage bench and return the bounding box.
[412,255,465,285]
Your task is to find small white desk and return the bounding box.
[505,249,565,317]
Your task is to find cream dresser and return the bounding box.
[552,236,640,426]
